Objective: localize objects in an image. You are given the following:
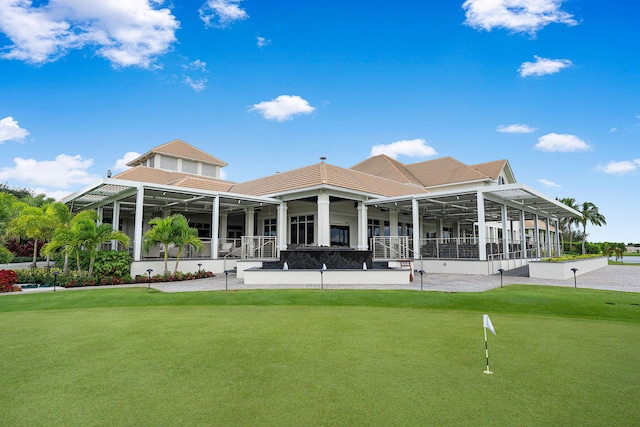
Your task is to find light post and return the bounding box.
[146,268,153,289]
[224,270,229,291]
[498,268,505,288]
[197,263,202,272]
[319,268,324,290]
[52,271,58,292]
[571,268,578,288]
[418,269,425,291]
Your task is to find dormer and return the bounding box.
[126,139,228,179]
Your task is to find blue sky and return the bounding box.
[0,0,638,243]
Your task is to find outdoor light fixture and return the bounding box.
[498,268,505,288]
[52,271,58,292]
[146,268,153,289]
[571,268,578,288]
[197,263,202,272]
[224,270,230,291]
[418,269,425,291]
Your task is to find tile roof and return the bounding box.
[350,155,424,185]
[127,139,228,167]
[114,166,233,190]
[405,157,490,187]
[471,159,508,180]
[229,162,427,197]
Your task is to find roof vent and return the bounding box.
[320,156,327,162]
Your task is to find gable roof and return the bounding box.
[127,139,228,167]
[229,161,427,197]
[405,157,490,187]
[350,154,424,185]
[471,159,509,181]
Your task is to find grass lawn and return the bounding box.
[1,286,639,426]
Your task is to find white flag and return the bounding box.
[483,314,496,335]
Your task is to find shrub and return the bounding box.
[93,251,132,279]
[0,245,14,264]
[0,269,18,292]
[5,238,44,257]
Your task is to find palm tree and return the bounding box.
[44,202,75,275]
[143,216,177,275]
[143,214,204,275]
[558,197,579,252]
[577,201,607,254]
[74,213,130,277]
[43,210,130,277]
[171,214,204,275]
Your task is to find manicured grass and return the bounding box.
[1,287,639,426]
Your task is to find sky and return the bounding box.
[0,0,639,244]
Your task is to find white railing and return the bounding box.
[241,236,277,259]
[371,236,411,260]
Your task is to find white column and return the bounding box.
[546,217,552,256]
[245,208,255,237]
[357,202,368,250]
[555,218,561,256]
[412,198,420,260]
[317,192,330,246]
[111,201,120,250]
[534,214,541,258]
[133,186,144,262]
[211,196,219,260]
[501,203,509,260]
[277,202,288,251]
[520,209,526,260]
[477,191,487,260]
[96,206,103,225]
[389,209,399,237]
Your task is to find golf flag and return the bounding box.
[483,314,496,335]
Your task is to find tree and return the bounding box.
[577,202,607,254]
[170,214,204,275]
[558,197,579,252]
[44,202,75,275]
[43,210,129,277]
[7,204,57,267]
[143,214,203,275]
[73,212,130,277]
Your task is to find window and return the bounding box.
[263,218,277,236]
[160,156,178,171]
[202,164,217,177]
[368,219,381,238]
[330,225,349,247]
[182,159,197,174]
[498,175,505,185]
[290,215,314,245]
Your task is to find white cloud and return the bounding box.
[537,178,560,188]
[0,116,29,143]
[184,76,207,91]
[497,123,536,133]
[257,36,270,47]
[463,0,577,34]
[596,159,640,175]
[0,154,98,188]
[0,0,179,67]
[370,139,437,159]
[609,127,618,133]
[112,152,141,171]
[534,133,591,152]
[199,0,248,28]
[183,59,207,71]
[519,56,572,77]
[250,95,316,122]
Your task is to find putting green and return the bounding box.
[1,296,639,426]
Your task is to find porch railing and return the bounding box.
[371,236,411,260]
[241,236,277,259]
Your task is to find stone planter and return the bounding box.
[529,257,608,280]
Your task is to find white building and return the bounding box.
[63,139,580,277]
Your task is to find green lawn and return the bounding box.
[1,286,639,426]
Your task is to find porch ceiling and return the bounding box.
[63,179,280,214]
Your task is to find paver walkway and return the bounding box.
[9,265,635,294]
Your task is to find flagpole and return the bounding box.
[484,323,493,375]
